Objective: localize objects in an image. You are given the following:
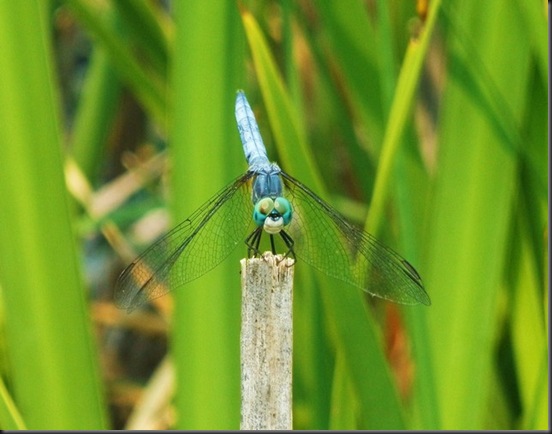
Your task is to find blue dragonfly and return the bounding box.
[115,91,430,312]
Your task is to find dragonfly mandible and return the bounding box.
[114,91,431,312]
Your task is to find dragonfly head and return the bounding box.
[253,197,292,234]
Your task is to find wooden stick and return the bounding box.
[240,252,294,430]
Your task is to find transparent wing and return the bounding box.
[281,172,430,306]
[115,172,255,312]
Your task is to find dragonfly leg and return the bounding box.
[245,226,263,257]
[269,234,276,254]
[279,230,296,262]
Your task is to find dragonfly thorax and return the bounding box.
[253,196,292,234]
[251,164,282,203]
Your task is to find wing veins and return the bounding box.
[280,171,430,305]
[115,172,254,310]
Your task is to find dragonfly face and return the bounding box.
[253,196,292,234]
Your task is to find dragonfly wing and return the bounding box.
[281,172,430,306]
[115,172,255,311]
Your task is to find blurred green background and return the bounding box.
[0,0,547,430]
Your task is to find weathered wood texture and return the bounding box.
[240,253,294,430]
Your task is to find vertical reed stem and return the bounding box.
[240,253,294,430]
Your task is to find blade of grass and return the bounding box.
[327,352,357,429]
[0,376,26,430]
[424,0,532,428]
[510,205,548,430]
[70,43,121,182]
[315,0,385,149]
[0,1,107,429]
[370,4,441,427]
[365,0,441,236]
[111,0,172,77]
[516,0,548,84]
[171,1,244,429]
[65,0,167,127]
[374,0,399,116]
[441,2,546,196]
[292,5,376,198]
[378,2,443,428]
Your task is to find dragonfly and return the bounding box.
[114,91,431,312]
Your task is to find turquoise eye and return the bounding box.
[274,197,292,225]
[253,198,274,226]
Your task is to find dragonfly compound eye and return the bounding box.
[274,197,292,225]
[253,197,274,226]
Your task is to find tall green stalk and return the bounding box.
[0,1,107,429]
[171,1,244,429]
